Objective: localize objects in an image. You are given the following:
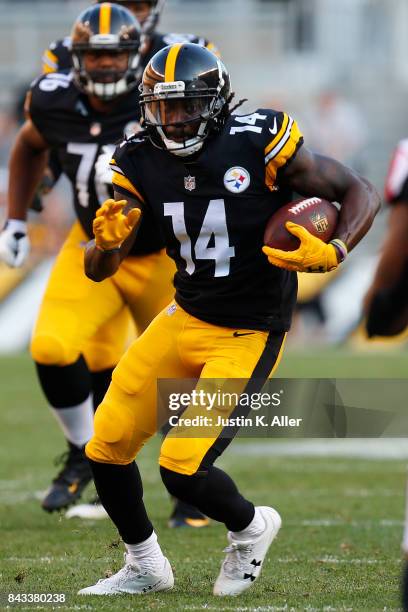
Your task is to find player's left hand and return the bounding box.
[93,199,141,251]
[262,222,342,273]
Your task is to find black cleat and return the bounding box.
[168,499,210,528]
[41,442,93,512]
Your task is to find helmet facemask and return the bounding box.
[72,47,141,100]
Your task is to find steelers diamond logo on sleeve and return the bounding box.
[224,167,250,194]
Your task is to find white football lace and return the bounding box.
[222,541,254,578]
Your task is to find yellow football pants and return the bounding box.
[30,222,175,371]
[86,302,286,475]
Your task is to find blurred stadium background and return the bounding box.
[0,0,407,351]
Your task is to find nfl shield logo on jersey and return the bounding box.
[184,175,196,191]
[224,167,250,194]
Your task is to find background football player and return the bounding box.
[0,3,210,529]
[364,139,408,338]
[363,139,408,611]
[78,42,380,596]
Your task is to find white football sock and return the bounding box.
[50,396,94,447]
[231,507,266,540]
[125,532,166,573]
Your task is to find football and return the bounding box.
[264,197,339,251]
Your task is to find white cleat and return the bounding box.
[66,502,108,520]
[213,506,282,597]
[78,554,174,595]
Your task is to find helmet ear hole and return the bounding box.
[140,43,231,156]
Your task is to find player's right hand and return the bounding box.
[0,219,30,267]
[262,222,343,273]
[93,199,141,251]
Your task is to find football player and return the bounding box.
[0,3,208,528]
[364,140,408,337]
[78,43,380,596]
[363,141,408,611]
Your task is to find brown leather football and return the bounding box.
[264,197,339,251]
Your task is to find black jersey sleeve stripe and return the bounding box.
[196,331,286,471]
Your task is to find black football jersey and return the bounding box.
[111,109,303,331]
[41,32,218,75]
[27,71,163,255]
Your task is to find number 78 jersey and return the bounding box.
[112,109,303,331]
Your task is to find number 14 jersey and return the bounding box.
[112,109,303,331]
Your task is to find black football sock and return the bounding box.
[90,367,114,412]
[160,465,254,531]
[89,459,154,544]
[35,356,91,408]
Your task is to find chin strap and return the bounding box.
[229,97,247,114]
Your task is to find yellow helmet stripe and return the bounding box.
[99,3,112,35]
[164,43,183,82]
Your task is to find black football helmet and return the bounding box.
[71,3,141,100]
[140,43,231,156]
[96,0,165,37]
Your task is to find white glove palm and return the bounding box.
[0,219,30,267]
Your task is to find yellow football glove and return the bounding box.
[262,221,347,273]
[93,199,141,251]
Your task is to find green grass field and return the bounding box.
[1,350,407,611]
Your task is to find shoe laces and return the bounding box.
[222,540,254,578]
[96,555,144,587]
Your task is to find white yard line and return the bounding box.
[230,439,408,460]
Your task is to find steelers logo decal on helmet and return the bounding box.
[224,167,250,194]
